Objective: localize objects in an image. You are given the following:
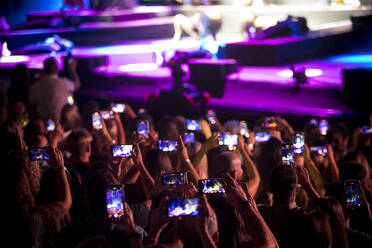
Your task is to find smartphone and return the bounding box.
[168,198,199,217]
[137,120,149,139]
[218,134,238,146]
[293,132,304,154]
[106,185,125,221]
[239,121,249,138]
[67,92,74,105]
[21,112,29,128]
[100,110,114,120]
[206,109,216,125]
[255,132,271,143]
[28,148,49,161]
[46,119,55,132]
[158,140,178,152]
[112,103,125,113]
[92,112,103,130]
[184,132,195,144]
[112,145,133,157]
[310,146,328,156]
[186,119,201,131]
[309,119,318,126]
[344,180,361,207]
[198,179,225,194]
[161,173,186,186]
[282,143,294,165]
[261,118,277,130]
[361,125,372,135]
[319,119,328,135]
[138,108,147,115]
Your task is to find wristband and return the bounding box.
[55,166,65,170]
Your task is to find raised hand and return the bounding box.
[222,172,249,208]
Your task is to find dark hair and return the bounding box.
[270,164,298,204]
[65,128,92,159]
[82,101,100,132]
[339,162,366,181]
[44,57,58,74]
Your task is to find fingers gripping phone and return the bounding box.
[106,185,125,221]
[112,145,133,157]
[186,119,201,131]
[92,112,103,130]
[168,198,199,217]
[28,148,49,161]
[293,132,304,154]
[282,143,294,165]
[137,120,150,141]
[158,140,178,152]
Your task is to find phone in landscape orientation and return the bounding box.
[319,119,329,135]
[92,112,103,130]
[161,173,186,186]
[293,132,304,154]
[28,148,49,161]
[255,132,271,143]
[344,180,361,208]
[239,121,249,138]
[106,185,125,221]
[310,146,328,156]
[186,119,201,131]
[168,198,199,217]
[137,120,150,139]
[261,118,277,130]
[46,119,55,132]
[198,179,225,194]
[361,125,372,135]
[206,109,216,125]
[112,145,133,157]
[158,140,178,152]
[218,134,238,146]
[112,103,125,113]
[100,110,114,120]
[282,143,294,165]
[184,132,195,144]
[309,119,318,126]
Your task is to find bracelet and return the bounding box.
[55,166,65,170]
[127,232,141,240]
[185,158,191,163]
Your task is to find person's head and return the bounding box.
[270,164,298,204]
[24,120,48,147]
[158,116,180,140]
[282,208,333,248]
[343,151,370,181]
[11,63,29,86]
[310,197,348,248]
[339,162,366,182]
[328,123,349,157]
[60,104,81,131]
[43,57,59,75]
[8,101,27,125]
[210,151,242,179]
[304,124,322,147]
[66,129,92,163]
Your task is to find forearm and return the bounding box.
[184,159,200,181]
[328,157,339,182]
[56,167,72,211]
[239,147,260,197]
[191,145,208,172]
[69,71,80,91]
[122,166,140,184]
[198,227,217,248]
[302,182,320,202]
[117,120,126,144]
[304,156,325,196]
[137,163,156,197]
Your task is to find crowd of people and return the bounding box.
[1,57,372,248]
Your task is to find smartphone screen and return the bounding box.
[293,132,304,154]
[112,145,133,157]
[158,140,178,152]
[361,125,372,135]
[206,110,216,125]
[92,112,102,130]
[310,146,328,156]
[309,119,318,126]
[106,185,125,221]
[100,110,114,120]
[138,108,146,115]
[239,121,249,138]
[112,103,125,113]
[28,148,49,161]
[255,132,271,143]
[184,132,195,144]
[168,198,199,217]
[161,173,185,186]
[218,134,238,146]
[344,180,361,207]
[282,143,294,165]
[186,119,201,131]
[199,179,225,194]
[319,119,328,135]
[46,119,55,132]
[261,118,277,130]
[137,120,149,139]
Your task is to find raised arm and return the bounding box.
[326,144,339,182]
[113,112,126,144]
[179,135,200,181]
[191,132,219,172]
[303,144,326,196]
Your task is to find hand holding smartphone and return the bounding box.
[161,173,186,186]
[112,103,126,113]
[319,119,329,135]
[158,140,178,152]
[344,180,361,208]
[112,145,133,157]
[293,132,304,154]
[186,119,201,131]
[106,185,125,221]
[168,198,199,217]
[184,132,195,144]
[46,119,56,132]
[28,148,49,160]
[282,143,294,165]
[255,132,271,143]
[198,179,225,194]
[92,112,103,130]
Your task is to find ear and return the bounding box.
[213,231,219,244]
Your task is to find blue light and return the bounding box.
[330,54,372,64]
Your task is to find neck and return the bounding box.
[73,155,89,163]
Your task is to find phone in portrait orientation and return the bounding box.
[255,132,271,143]
[158,140,178,152]
[239,121,249,138]
[319,119,329,135]
[112,145,133,158]
[206,109,216,125]
[282,143,294,165]
[100,110,114,120]
[310,146,328,156]
[184,132,195,144]
[309,119,318,126]
[344,180,361,208]
[92,112,103,130]
[46,119,55,132]
[112,103,125,113]
[293,132,304,154]
[168,198,199,218]
[137,120,149,139]
[261,118,277,130]
[186,119,201,131]
[28,148,50,161]
[161,173,186,186]
[67,92,74,105]
[137,108,147,115]
[198,179,225,194]
[361,125,372,135]
[106,185,125,221]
